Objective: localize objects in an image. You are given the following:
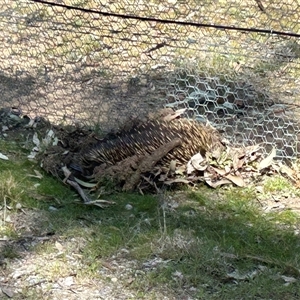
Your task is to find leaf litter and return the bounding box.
[1,106,299,205]
[0,107,300,298]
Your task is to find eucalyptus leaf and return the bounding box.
[74,177,97,188]
[258,147,276,170]
[225,174,245,187]
[0,153,9,160]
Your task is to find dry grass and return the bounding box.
[1,0,300,131]
[0,130,300,299]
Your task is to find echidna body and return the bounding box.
[80,119,224,173]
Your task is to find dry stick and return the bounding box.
[66,179,91,203]
[244,255,300,277]
[159,192,167,234]
[3,196,7,226]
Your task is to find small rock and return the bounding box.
[15,203,22,210]
[143,218,151,225]
[172,270,183,279]
[120,248,130,254]
[64,276,74,286]
[1,286,14,298]
[48,206,58,211]
[11,270,25,279]
[111,277,118,283]
[5,215,11,223]
[125,204,133,210]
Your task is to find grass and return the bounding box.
[3,0,300,161]
[1,132,300,299]
[0,1,300,298]
[263,175,294,193]
[0,114,299,299]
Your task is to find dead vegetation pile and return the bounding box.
[1,107,299,206]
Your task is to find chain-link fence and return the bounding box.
[1,0,300,159]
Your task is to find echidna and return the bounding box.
[79,118,225,174]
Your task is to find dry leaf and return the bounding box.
[279,163,296,181]
[187,153,206,174]
[164,178,190,185]
[281,275,297,286]
[205,170,232,188]
[32,132,40,147]
[175,165,186,175]
[62,166,72,180]
[0,153,8,160]
[172,270,183,279]
[225,174,245,187]
[206,179,232,188]
[159,173,168,181]
[258,147,276,170]
[55,241,64,252]
[236,157,246,169]
[74,177,97,188]
[211,167,226,176]
[84,199,116,207]
[169,160,177,173]
[162,108,186,121]
[227,269,260,281]
[28,170,43,179]
[26,119,35,127]
[52,136,59,146]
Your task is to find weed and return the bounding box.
[1,243,21,259]
[263,175,293,193]
[1,134,300,298]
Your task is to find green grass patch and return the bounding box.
[124,187,300,298]
[263,175,293,193]
[1,136,300,298]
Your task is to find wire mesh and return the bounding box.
[1,0,300,159]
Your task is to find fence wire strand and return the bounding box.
[1,0,300,159]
